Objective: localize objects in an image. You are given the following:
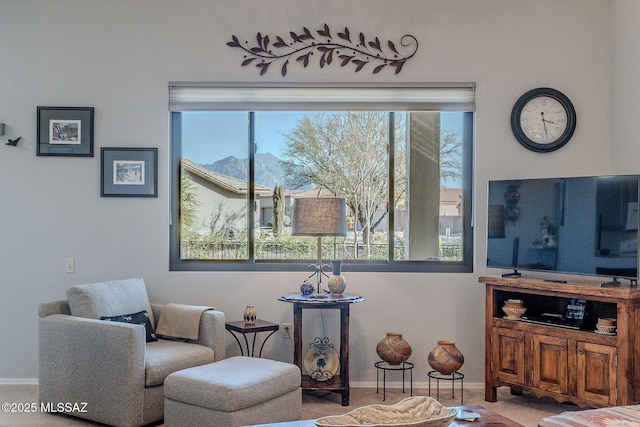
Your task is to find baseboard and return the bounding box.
[0,378,38,385]
[351,380,484,389]
[0,378,485,390]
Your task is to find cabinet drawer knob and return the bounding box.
[577,345,584,354]
[517,333,524,342]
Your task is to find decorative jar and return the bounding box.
[300,280,314,296]
[376,332,412,365]
[243,304,257,325]
[502,299,527,319]
[428,340,464,375]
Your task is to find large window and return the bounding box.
[170,83,474,272]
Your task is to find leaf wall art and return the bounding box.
[227,24,419,77]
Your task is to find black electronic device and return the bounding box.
[565,298,586,328]
[487,175,640,283]
[521,313,580,330]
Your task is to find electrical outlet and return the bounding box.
[282,323,292,338]
[65,257,75,274]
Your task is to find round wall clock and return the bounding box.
[510,87,576,153]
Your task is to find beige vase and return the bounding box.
[327,260,347,294]
[376,332,412,365]
[243,304,257,325]
[428,340,464,375]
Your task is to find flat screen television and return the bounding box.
[487,175,639,284]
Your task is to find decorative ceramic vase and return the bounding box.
[376,332,412,365]
[428,340,464,375]
[300,280,314,296]
[243,304,257,325]
[502,299,527,319]
[327,260,347,295]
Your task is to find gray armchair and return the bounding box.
[38,278,225,427]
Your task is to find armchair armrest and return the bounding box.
[39,314,146,427]
[151,303,225,361]
[197,309,226,361]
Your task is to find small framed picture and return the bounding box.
[101,147,157,197]
[37,106,94,156]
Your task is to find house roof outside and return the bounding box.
[182,158,272,196]
[440,187,462,216]
[184,158,462,217]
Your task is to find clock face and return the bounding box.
[511,88,576,153]
[519,96,568,144]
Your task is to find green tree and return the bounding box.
[280,112,461,259]
[281,112,392,257]
[440,128,462,182]
[181,173,200,233]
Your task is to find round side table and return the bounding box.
[374,361,414,401]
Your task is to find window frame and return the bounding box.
[169,84,474,273]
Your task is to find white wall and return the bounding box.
[612,0,640,171]
[0,0,620,388]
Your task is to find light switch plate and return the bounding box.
[0,123,5,136]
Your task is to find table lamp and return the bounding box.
[292,197,347,298]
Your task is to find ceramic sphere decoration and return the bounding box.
[376,332,412,365]
[243,304,257,325]
[428,340,464,375]
[328,274,347,294]
[327,260,347,294]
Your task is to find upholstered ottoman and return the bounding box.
[164,356,301,427]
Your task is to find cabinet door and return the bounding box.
[532,334,568,394]
[576,342,617,406]
[492,327,525,384]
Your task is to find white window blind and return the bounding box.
[168,82,475,112]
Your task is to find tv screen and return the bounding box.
[487,175,639,282]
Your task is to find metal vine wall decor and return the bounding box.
[227,24,419,77]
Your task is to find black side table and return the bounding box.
[428,370,464,404]
[225,319,279,358]
[374,361,413,401]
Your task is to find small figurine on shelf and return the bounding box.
[300,279,314,296]
[539,216,557,247]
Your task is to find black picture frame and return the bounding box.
[37,106,94,156]
[101,147,158,197]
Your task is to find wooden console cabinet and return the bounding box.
[481,275,640,408]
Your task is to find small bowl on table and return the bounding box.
[596,318,617,334]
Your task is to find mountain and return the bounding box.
[201,153,285,189]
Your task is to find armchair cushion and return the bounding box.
[144,340,215,387]
[66,278,155,327]
[101,309,158,342]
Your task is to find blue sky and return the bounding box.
[181,111,463,168]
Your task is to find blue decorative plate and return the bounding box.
[303,340,340,382]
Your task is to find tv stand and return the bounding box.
[600,277,622,287]
[501,269,521,278]
[481,275,640,408]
